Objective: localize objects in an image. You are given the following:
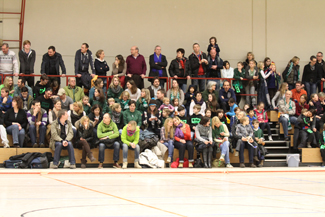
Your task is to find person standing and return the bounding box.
[126,46,147,90]
[188,43,208,92]
[207,49,223,90]
[50,109,76,169]
[282,56,300,90]
[18,40,36,87]
[149,45,168,88]
[41,46,66,85]
[94,49,110,93]
[75,43,95,89]
[302,55,322,100]
[0,43,19,78]
[112,55,127,87]
[316,52,325,92]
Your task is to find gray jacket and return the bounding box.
[195,124,212,143]
[235,124,254,139]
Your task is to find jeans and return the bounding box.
[163,140,174,158]
[173,140,194,162]
[0,125,9,145]
[259,123,271,136]
[220,141,230,164]
[304,82,317,100]
[98,142,120,163]
[122,143,140,162]
[239,142,254,163]
[192,75,206,92]
[29,124,46,145]
[207,79,220,90]
[6,125,25,147]
[245,84,256,106]
[72,128,77,138]
[53,141,76,165]
[279,116,297,137]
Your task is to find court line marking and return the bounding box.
[40,174,187,217]
[185,174,325,198]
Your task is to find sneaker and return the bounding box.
[219,155,225,162]
[70,164,76,169]
[3,143,10,148]
[178,163,183,168]
[33,143,39,148]
[50,164,58,169]
[113,163,121,169]
[226,164,233,168]
[250,163,256,168]
[134,162,142,169]
[234,152,239,157]
[122,162,128,169]
[240,163,245,168]
[268,136,273,141]
[188,162,193,168]
[81,164,86,169]
[40,143,45,148]
[307,143,312,148]
[285,137,290,141]
[98,163,103,169]
[166,157,171,163]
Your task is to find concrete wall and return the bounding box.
[1,0,325,86]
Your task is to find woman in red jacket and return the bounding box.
[295,94,309,116]
[173,116,194,168]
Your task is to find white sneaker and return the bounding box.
[219,155,225,162]
[122,162,128,169]
[166,157,171,163]
[226,164,233,168]
[234,152,239,157]
[3,143,10,148]
[268,136,273,141]
[134,162,142,169]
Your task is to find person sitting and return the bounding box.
[156,89,166,108]
[235,116,256,168]
[0,87,13,112]
[36,87,53,113]
[0,77,15,97]
[89,88,108,114]
[49,109,76,169]
[206,93,219,117]
[254,102,273,141]
[160,117,175,163]
[252,120,266,167]
[27,100,48,148]
[82,95,91,115]
[19,87,33,112]
[166,79,185,106]
[68,101,86,136]
[33,74,49,99]
[13,78,33,97]
[143,99,161,134]
[0,109,9,148]
[57,88,73,111]
[123,100,142,127]
[185,85,197,115]
[247,107,257,128]
[202,81,218,102]
[176,106,188,124]
[271,82,288,109]
[50,80,60,97]
[97,113,121,169]
[109,103,124,133]
[212,116,232,168]
[89,78,104,101]
[219,80,236,113]
[4,96,27,147]
[295,94,309,117]
[121,120,142,169]
[47,98,61,143]
[230,107,241,130]
[75,116,96,168]
[88,104,103,141]
[189,92,206,116]
[291,81,307,103]
[226,98,238,117]
[189,104,203,139]
[119,91,131,111]
[147,77,162,99]
[107,76,123,102]
[173,116,194,168]
[64,77,84,102]
[195,117,213,168]
[136,89,150,114]
[278,90,296,141]
[126,80,141,101]
[158,97,174,113]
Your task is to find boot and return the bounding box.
[134,162,142,169]
[307,142,312,148]
[207,149,212,168]
[88,152,96,162]
[203,149,208,168]
[122,162,128,169]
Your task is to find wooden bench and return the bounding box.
[301,148,323,163]
[268,110,279,122]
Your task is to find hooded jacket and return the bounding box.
[185,84,197,107]
[33,81,50,99]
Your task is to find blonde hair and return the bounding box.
[79,116,90,126]
[257,61,264,70]
[108,98,115,103]
[164,118,174,139]
[110,76,122,88]
[240,117,249,124]
[163,97,170,104]
[139,88,151,103]
[247,52,255,60]
[73,101,84,115]
[279,82,288,96]
[172,116,186,127]
[119,91,130,100]
[128,121,137,130]
[82,95,89,100]
[163,108,171,115]
[211,117,221,130]
[193,104,201,111]
[111,103,121,112]
[3,77,13,90]
[290,56,300,65]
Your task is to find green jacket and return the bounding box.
[233,68,246,92]
[90,98,109,114]
[136,98,148,114]
[123,109,142,126]
[107,86,123,102]
[202,89,219,102]
[254,128,263,139]
[97,120,119,139]
[63,85,84,102]
[0,84,14,97]
[83,104,91,115]
[121,125,140,146]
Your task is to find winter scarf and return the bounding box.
[152,53,163,76]
[194,98,204,106]
[111,85,122,94]
[111,110,121,124]
[127,128,136,136]
[177,57,185,69]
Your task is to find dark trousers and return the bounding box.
[239,142,254,163]
[78,140,92,164]
[53,141,76,165]
[126,74,144,89]
[268,88,277,101]
[98,142,120,163]
[220,101,230,113]
[29,124,46,144]
[20,75,35,88]
[259,122,271,136]
[174,140,194,163]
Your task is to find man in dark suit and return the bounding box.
[149,45,168,88]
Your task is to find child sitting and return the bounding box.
[185,85,197,115]
[189,92,206,116]
[119,91,130,111]
[110,103,124,132]
[216,109,227,125]
[82,95,91,115]
[107,98,115,113]
[189,104,203,139]
[226,98,238,117]
[161,108,171,126]
[230,107,241,130]
[243,103,250,115]
[247,107,257,128]
[172,98,180,116]
[252,120,266,166]
[159,97,174,113]
[136,89,150,113]
[177,106,188,124]
[254,102,273,141]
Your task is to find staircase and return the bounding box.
[262,123,290,166]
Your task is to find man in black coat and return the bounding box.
[302,55,322,100]
[19,40,36,87]
[188,43,208,92]
[74,43,95,89]
[316,52,325,92]
[149,46,168,88]
[41,46,66,85]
